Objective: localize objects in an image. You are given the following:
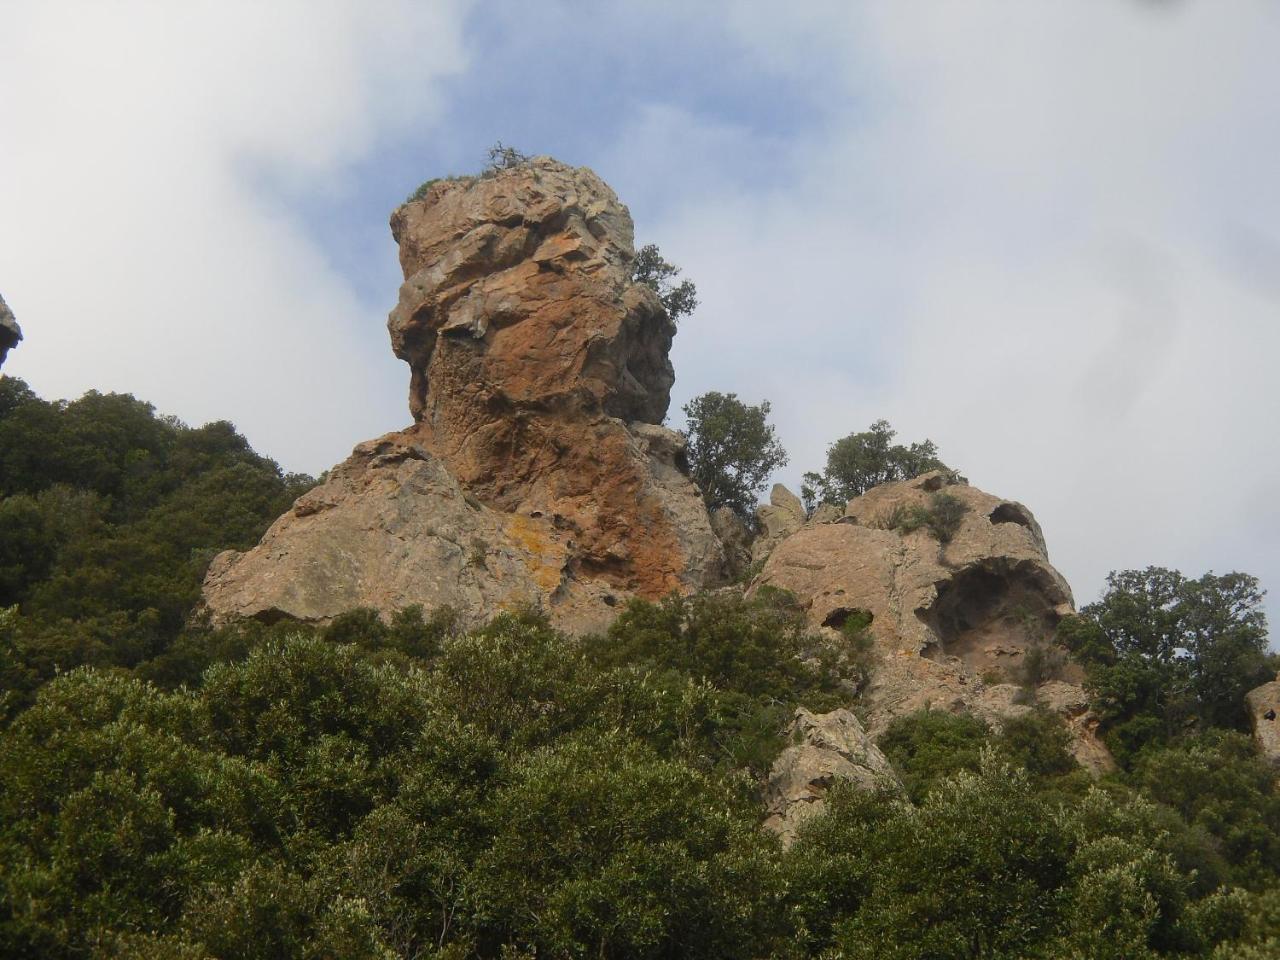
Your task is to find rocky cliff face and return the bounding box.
[752,471,1114,774]
[201,155,1112,777]
[202,158,724,633]
[0,294,21,369]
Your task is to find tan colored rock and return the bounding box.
[1245,674,1280,769]
[385,157,719,599]
[203,158,724,631]
[753,471,1113,772]
[0,294,21,369]
[764,707,902,847]
[751,483,807,565]
[808,502,843,526]
[202,433,627,634]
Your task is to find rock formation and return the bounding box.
[1246,673,1280,769]
[751,483,807,565]
[202,158,724,633]
[0,294,21,369]
[764,707,901,847]
[752,471,1114,774]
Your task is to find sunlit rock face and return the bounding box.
[202,158,724,633]
[753,471,1115,775]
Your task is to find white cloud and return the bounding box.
[638,1,1280,609]
[0,0,470,472]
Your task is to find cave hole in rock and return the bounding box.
[822,607,874,631]
[989,502,1033,528]
[916,560,1065,677]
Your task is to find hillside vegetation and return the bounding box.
[1,377,1278,959]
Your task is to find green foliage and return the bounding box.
[0,377,314,715]
[1071,567,1271,763]
[1133,732,1280,890]
[802,419,951,509]
[681,391,787,521]
[877,710,993,802]
[879,708,1078,804]
[631,243,698,322]
[2,374,1277,959]
[870,491,969,543]
[0,624,793,958]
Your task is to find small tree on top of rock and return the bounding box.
[484,140,531,173]
[683,391,787,522]
[802,419,950,510]
[633,243,698,322]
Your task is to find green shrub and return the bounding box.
[870,492,969,544]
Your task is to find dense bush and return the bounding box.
[1059,567,1274,765]
[0,377,313,717]
[871,491,969,543]
[802,419,951,509]
[2,375,1277,958]
[681,391,788,521]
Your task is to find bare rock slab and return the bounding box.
[764,707,902,847]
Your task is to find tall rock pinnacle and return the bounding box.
[201,158,724,632]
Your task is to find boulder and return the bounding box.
[764,707,902,847]
[751,483,807,565]
[0,294,21,369]
[752,471,1113,773]
[1246,674,1280,769]
[203,158,724,631]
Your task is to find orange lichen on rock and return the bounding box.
[202,158,723,633]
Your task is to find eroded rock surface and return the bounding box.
[203,158,723,631]
[751,483,807,565]
[753,471,1114,774]
[1246,674,1280,769]
[764,707,902,847]
[0,294,21,369]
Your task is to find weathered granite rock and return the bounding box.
[204,432,629,634]
[753,471,1114,773]
[0,294,21,369]
[710,506,753,581]
[203,158,724,631]
[808,502,843,526]
[764,707,902,847]
[1246,674,1280,769]
[751,483,807,564]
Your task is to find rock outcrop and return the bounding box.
[751,483,807,565]
[0,294,21,369]
[203,158,724,632]
[752,471,1114,774]
[764,707,902,847]
[1246,674,1280,769]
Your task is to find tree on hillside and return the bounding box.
[633,243,698,322]
[801,419,950,510]
[1059,567,1273,764]
[682,392,787,522]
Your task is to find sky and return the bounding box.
[2,0,1278,616]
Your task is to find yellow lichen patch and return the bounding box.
[503,513,567,594]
